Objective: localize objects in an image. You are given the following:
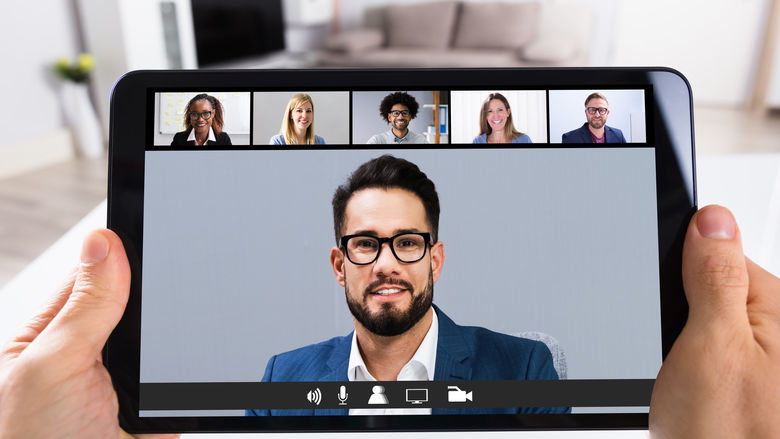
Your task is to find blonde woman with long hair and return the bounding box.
[270,93,326,145]
[472,93,531,144]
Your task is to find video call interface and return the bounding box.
[140,87,661,417]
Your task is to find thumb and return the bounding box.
[682,205,749,328]
[39,229,131,358]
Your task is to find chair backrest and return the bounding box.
[515,331,567,380]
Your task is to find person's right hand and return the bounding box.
[650,205,780,438]
[0,229,179,439]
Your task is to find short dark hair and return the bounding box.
[332,155,440,243]
[379,92,420,121]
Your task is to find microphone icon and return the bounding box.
[338,385,348,405]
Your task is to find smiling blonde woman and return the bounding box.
[270,93,327,145]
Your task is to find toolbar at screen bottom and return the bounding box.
[139,379,654,411]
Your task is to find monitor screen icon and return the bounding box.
[405,388,429,405]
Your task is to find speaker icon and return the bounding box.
[307,388,322,405]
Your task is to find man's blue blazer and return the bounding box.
[561,123,626,143]
[247,305,569,415]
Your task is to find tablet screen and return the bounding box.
[137,86,662,418]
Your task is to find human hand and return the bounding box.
[649,205,780,437]
[0,229,179,439]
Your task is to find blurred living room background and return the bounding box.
[2,0,780,287]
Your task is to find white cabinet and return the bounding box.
[76,0,198,133]
[767,32,780,108]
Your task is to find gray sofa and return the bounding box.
[316,1,593,68]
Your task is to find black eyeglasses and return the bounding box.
[586,107,608,115]
[340,232,432,265]
[389,110,411,117]
[189,111,214,120]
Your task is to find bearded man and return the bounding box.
[247,155,567,416]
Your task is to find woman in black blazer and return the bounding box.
[171,94,232,146]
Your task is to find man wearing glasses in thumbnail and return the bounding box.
[247,155,567,416]
[561,92,626,143]
[366,92,429,144]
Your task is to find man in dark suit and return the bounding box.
[247,155,567,416]
[562,92,626,143]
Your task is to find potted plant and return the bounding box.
[54,54,104,158]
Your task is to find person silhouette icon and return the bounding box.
[367,385,389,405]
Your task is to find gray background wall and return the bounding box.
[352,91,437,143]
[141,148,661,387]
[252,92,350,144]
[549,90,646,143]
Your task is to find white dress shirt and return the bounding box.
[347,308,439,415]
[187,127,216,145]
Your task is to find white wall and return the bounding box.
[612,0,767,107]
[1,0,83,177]
[78,0,198,136]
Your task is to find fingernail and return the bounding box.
[81,231,109,263]
[696,206,736,239]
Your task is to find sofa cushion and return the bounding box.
[325,29,384,53]
[384,1,459,49]
[319,48,526,68]
[453,2,540,50]
[520,35,578,63]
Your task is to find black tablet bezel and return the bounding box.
[106,67,695,433]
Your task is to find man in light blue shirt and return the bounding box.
[367,92,429,144]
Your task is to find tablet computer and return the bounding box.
[105,67,696,433]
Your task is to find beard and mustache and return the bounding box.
[588,117,606,129]
[345,271,434,337]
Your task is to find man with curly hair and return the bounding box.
[367,92,429,144]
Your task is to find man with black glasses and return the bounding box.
[367,92,429,144]
[561,92,627,143]
[247,155,566,416]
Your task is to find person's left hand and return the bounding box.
[0,229,179,439]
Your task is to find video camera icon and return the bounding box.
[447,386,473,402]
